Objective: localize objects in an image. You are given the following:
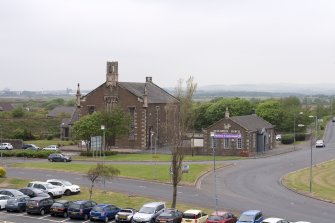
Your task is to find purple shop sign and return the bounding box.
[213,133,241,139]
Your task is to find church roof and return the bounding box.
[230,114,274,131]
[119,81,178,104]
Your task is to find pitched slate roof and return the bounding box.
[47,106,76,117]
[119,81,178,104]
[230,114,274,131]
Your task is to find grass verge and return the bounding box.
[0,177,213,213]
[11,162,222,185]
[282,159,335,202]
[74,154,243,162]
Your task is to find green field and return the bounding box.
[282,159,335,202]
[12,162,222,185]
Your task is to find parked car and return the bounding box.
[156,208,183,223]
[68,200,97,220]
[46,179,80,195]
[48,153,72,162]
[0,194,11,209]
[181,210,208,223]
[116,208,137,223]
[19,187,50,198]
[332,117,335,122]
[42,145,60,151]
[206,211,237,223]
[236,210,263,223]
[27,181,63,198]
[0,189,25,197]
[22,144,40,150]
[90,204,121,222]
[50,200,72,218]
[26,196,54,215]
[5,195,30,212]
[0,142,13,150]
[315,139,325,148]
[261,218,290,223]
[275,134,282,141]
[132,202,166,223]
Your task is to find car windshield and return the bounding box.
[120,209,133,213]
[69,203,81,209]
[208,215,224,221]
[45,184,55,189]
[52,202,65,207]
[11,190,24,196]
[92,206,104,212]
[238,214,254,222]
[183,213,196,219]
[160,211,174,217]
[62,181,72,186]
[139,207,155,214]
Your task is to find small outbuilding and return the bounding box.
[203,108,275,156]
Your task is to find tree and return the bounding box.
[256,100,283,128]
[170,76,197,208]
[100,107,131,149]
[72,112,103,152]
[86,163,120,200]
[12,106,25,117]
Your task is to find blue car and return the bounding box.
[236,210,264,223]
[90,204,121,222]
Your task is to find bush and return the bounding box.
[281,134,294,144]
[295,133,306,141]
[80,151,118,157]
[0,166,6,177]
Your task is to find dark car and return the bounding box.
[0,189,25,198]
[90,204,121,222]
[48,153,72,162]
[206,211,237,223]
[5,195,31,212]
[156,208,183,223]
[22,144,40,150]
[19,187,50,198]
[50,200,72,218]
[116,208,137,223]
[26,197,54,215]
[68,200,97,220]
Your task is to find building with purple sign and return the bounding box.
[203,108,275,156]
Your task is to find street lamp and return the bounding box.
[101,125,106,192]
[308,115,317,193]
[293,112,303,150]
[210,132,218,212]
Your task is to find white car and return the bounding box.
[0,143,13,150]
[27,181,63,198]
[315,139,325,148]
[0,195,11,209]
[42,145,60,151]
[262,217,290,223]
[46,179,80,196]
[132,202,166,223]
[275,134,282,141]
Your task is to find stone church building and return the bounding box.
[66,61,180,149]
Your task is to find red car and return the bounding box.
[206,211,237,223]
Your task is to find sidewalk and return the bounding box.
[253,140,309,158]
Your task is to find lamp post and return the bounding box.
[210,132,218,212]
[308,115,317,193]
[101,125,106,192]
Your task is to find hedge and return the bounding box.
[281,134,294,144]
[0,150,58,158]
[80,151,118,157]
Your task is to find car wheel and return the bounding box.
[90,218,94,222]
[105,217,109,222]
[27,212,31,215]
[65,190,71,196]
[84,214,89,220]
[50,213,54,216]
[63,212,68,218]
[40,209,45,215]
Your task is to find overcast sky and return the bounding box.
[1,0,335,91]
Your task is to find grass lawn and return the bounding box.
[74,154,243,162]
[11,162,222,185]
[282,159,335,202]
[0,178,213,213]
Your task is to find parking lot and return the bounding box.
[0,211,99,223]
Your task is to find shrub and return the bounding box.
[0,150,57,158]
[281,134,294,144]
[0,166,6,177]
[47,135,53,140]
[295,133,306,141]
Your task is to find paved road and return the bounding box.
[4,122,335,222]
